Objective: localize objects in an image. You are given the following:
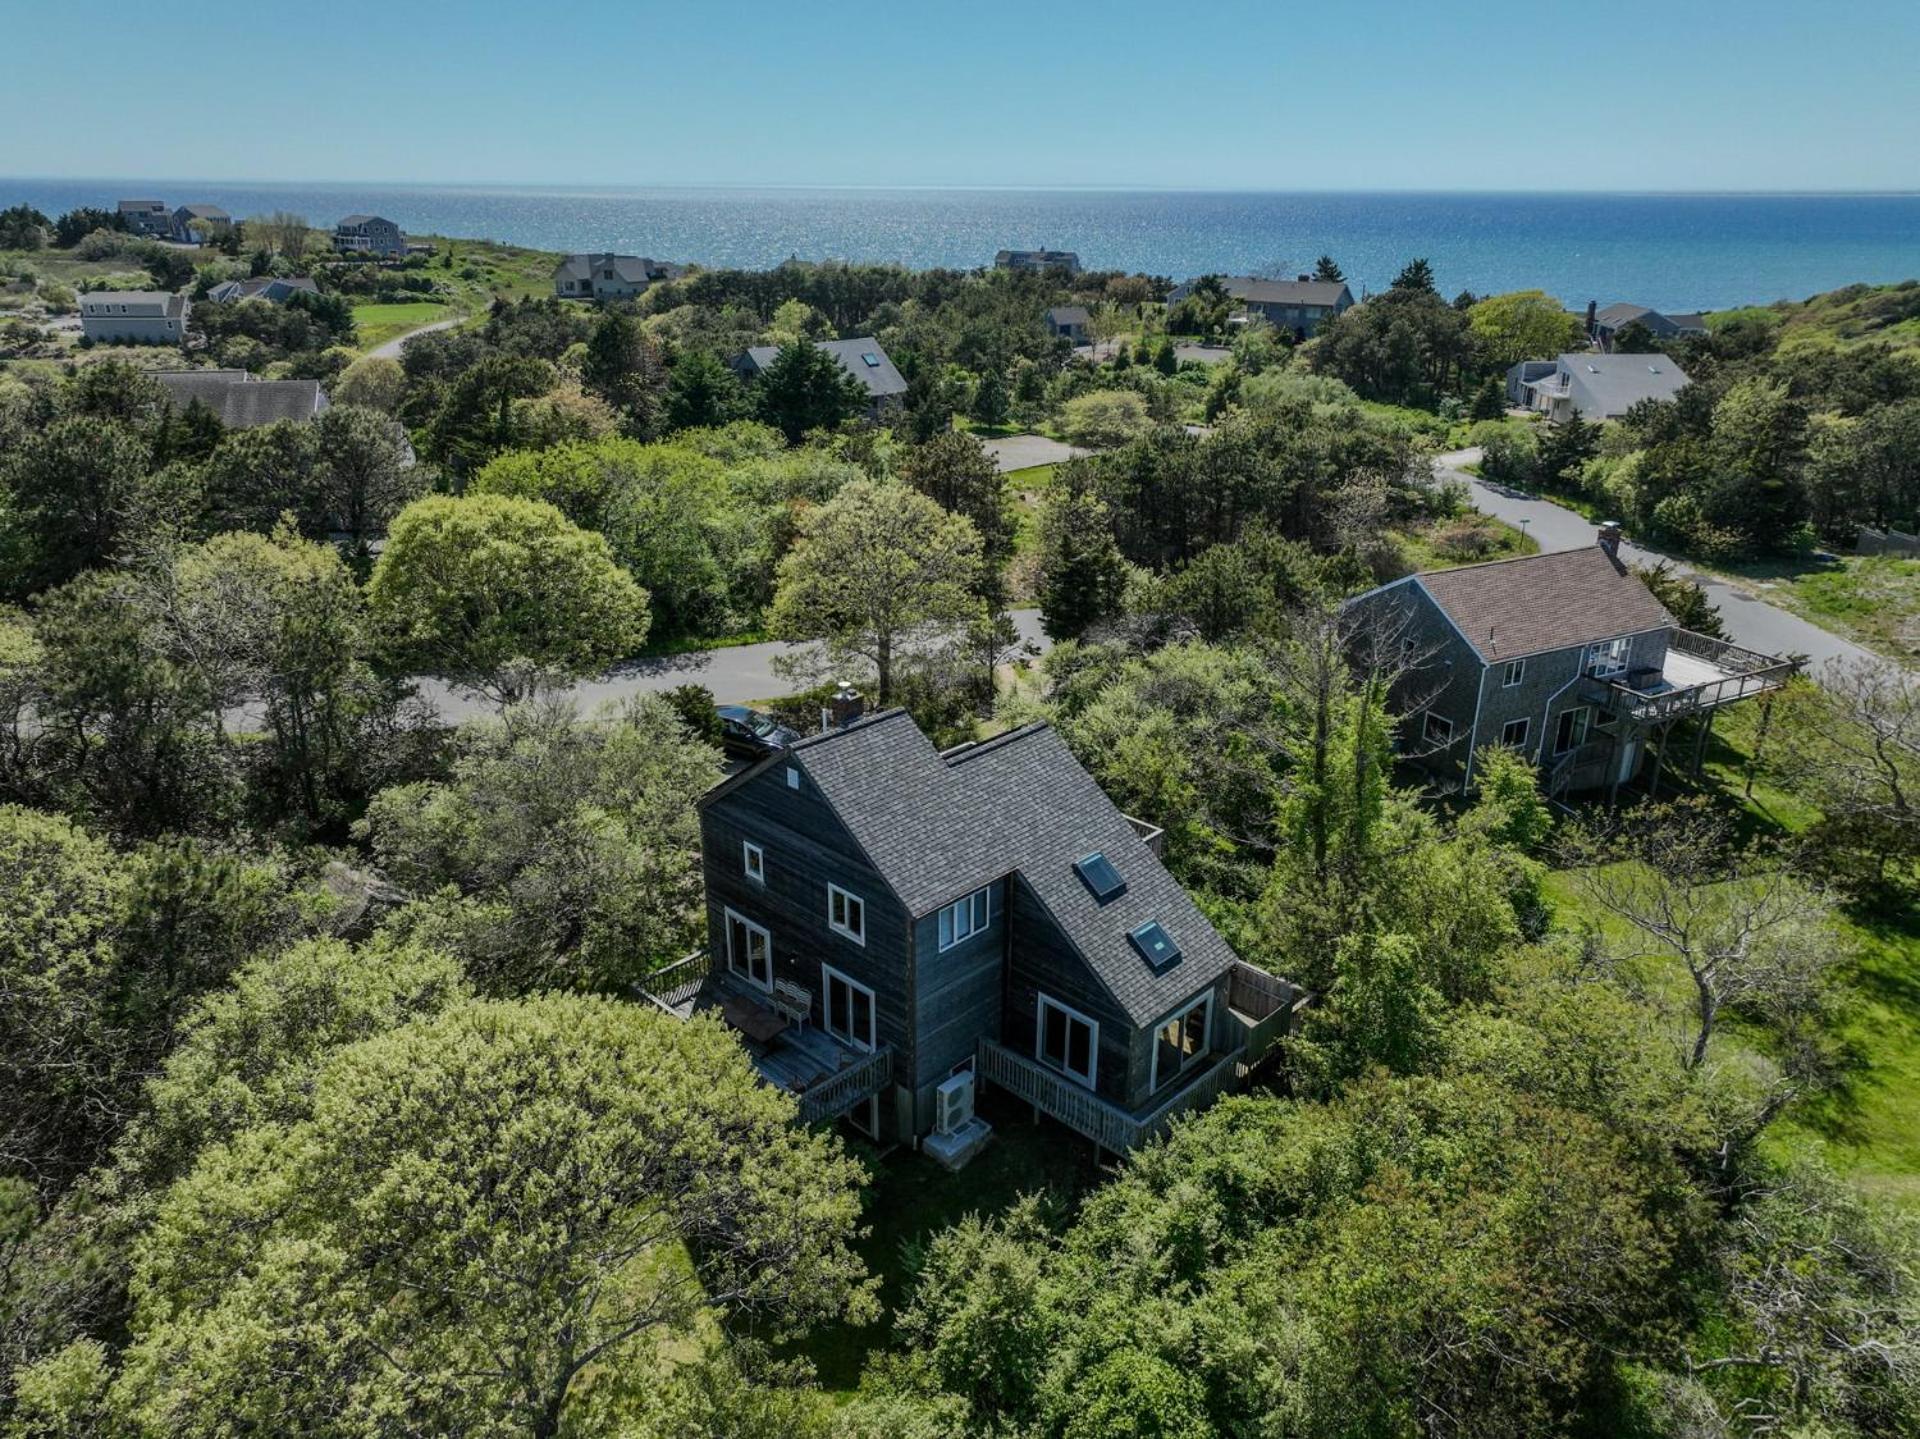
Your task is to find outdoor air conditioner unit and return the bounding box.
[934,1071,975,1136]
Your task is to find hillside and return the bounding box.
[1711,278,1920,350]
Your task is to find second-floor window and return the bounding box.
[742,840,764,883]
[937,886,991,951]
[1423,712,1454,746]
[1501,659,1526,687]
[827,883,865,945]
[1587,637,1630,678]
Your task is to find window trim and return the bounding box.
[1586,637,1630,679]
[742,840,765,884]
[1035,992,1098,1090]
[827,882,866,946]
[1501,658,1526,688]
[936,884,992,951]
[1149,990,1213,1094]
[1423,710,1455,746]
[1500,717,1531,751]
[1553,705,1591,757]
[785,766,800,790]
[722,907,772,992]
[821,962,876,1053]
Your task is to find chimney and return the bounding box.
[1297,273,1311,283]
[825,680,865,732]
[1597,521,1623,560]
[1585,299,1597,337]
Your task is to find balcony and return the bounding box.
[639,950,892,1125]
[1585,629,1797,724]
[1225,960,1307,1067]
[978,1038,1247,1154]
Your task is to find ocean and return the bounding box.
[6,179,1918,313]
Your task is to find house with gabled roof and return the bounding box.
[152,370,330,428]
[643,702,1301,1163]
[1516,351,1691,422]
[735,337,909,423]
[1590,301,1708,351]
[332,214,406,256]
[1166,275,1355,338]
[552,252,686,301]
[1348,529,1796,801]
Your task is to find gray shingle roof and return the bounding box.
[1048,305,1092,325]
[741,336,908,399]
[153,372,329,428]
[176,204,229,219]
[1552,351,1691,418]
[206,276,319,304]
[1415,545,1675,662]
[553,252,668,283]
[783,711,1241,1025]
[1171,276,1351,308]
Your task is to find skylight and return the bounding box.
[1129,920,1181,970]
[1074,852,1126,902]
[862,352,881,367]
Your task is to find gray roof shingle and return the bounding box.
[783,711,1240,1025]
[153,371,329,427]
[741,336,908,399]
[1551,351,1691,418]
[1415,545,1675,661]
[1171,276,1351,308]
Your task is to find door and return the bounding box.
[725,910,772,991]
[822,964,876,1052]
[1037,994,1098,1089]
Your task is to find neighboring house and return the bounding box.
[332,215,406,256]
[1590,302,1709,351]
[735,336,910,422]
[643,704,1301,1163]
[1165,275,1355,338]
[551,252,685,301]
[1517,352,1690,422]
[1046,304,1092,343]
[153,370,331,427]
[205,276,321,304]
[117,199,171,237]
[79,291,189,345]
[171,204,230,243]
[996,248,1082,275]
[1348,532,1795,802]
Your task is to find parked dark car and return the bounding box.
[717,705,799,761]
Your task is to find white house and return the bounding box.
[80,291,189,345]
[1515,352,1691,422]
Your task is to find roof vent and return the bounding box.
[1074,852,1126,903]
[1128,920,1182,970]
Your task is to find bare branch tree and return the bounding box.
[1780,658,1920,887]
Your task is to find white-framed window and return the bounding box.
[742,840,765,883]
[1501,659,1526,688]
[827,883,866,945]
[1586,637,1630,678]
[1036,993,1097,1089]
[822,963,876,1052]
[1423,711,1455,745]
[937,885,992,951]
[1553,706,1591,756]
[723,908,772,991]
[1151,992,1212,1093]
[1500,717,1530,750]
[785,766,800,789]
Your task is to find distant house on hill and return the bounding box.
[332,215,406,257]
[1047,305,1092,343]
[551,252,686,301]
[153,370,330,428]
[735,337,909,422]
[996,248,1082,275]
[1590,302,1709,351]
[171,205,230,243]
[205,276,320,305]
[79,291,189,344]
[117,199,171,237]
[1166,275,1355,339]
[1513,352,1690,422]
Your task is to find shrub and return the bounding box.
[1060,389,1151,449]
[1430,514,1505,562]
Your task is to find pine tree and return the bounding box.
[1469,375,1507,422]
[1312,255,1345,283]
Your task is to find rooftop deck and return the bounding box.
[639,952,892,1125]
[1588,629,1797,723]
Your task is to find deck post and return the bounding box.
[1647,721,1669,801]
[1691,710,1713,775]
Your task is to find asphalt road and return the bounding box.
[984,434,1086,472]
[1436,448,1878,674]
[418,608,1054,721]
[367,315,464,360]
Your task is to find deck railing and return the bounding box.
[1589,629,1797,724]
[638,949,712,1015]
[796,1045,893,1125]
[977,1039,1246,1153]
[1227,961,1301,1067]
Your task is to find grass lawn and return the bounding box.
[349,301,453,350]
[1394,513,1539,571]
[1004,463,1057,563]
[1715,552,1920,664]
[785,1099,1104,1395]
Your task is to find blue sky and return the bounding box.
[6,0,1917,190]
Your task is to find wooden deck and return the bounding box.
[978,1038,1247,1154]
[638,952,891,1124]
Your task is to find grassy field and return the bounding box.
[348,301,452,350]
[1394,513,1539,571]
[1715,552,1920,664]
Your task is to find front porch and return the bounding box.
[639,951,893,1125]
[977,961,1305,1154]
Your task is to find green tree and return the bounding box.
[1710,376,1810,552]
[770,479,982,704]
[1,416,156,595]
[1033,471,1127,641]
[361,696,719,993]
[1467,374,1506,421]
[197,419,323,536]
[1312,254,1345,283]
[581,309,668,435]
[1466,289,1584,370]
[1535,411,1598,489]
[898,431,1017,605]
[970,365,1010,428]
[330,353,406,414]
[1060,389,1151,449]
[311,403,424,559]
[110,996,874,1438]
[367,494,652,705]
[0,204,50,250]
[425,353,556,475]
[754,340,866,443]
[666,346,750,432]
